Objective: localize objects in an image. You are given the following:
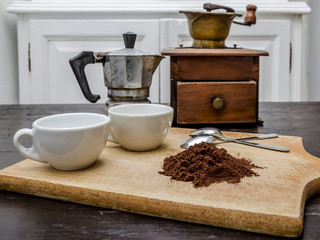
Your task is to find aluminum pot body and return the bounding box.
[103,55,164,99]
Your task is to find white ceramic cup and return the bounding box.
[13,113,110,170]
[108,104,173,151]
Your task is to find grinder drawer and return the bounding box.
[171,56,259,81]
[176,81,257,124]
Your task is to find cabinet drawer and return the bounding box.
[176,81,257,124]
[171,56,259,81]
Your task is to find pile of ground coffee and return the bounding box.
[159,142,261,188]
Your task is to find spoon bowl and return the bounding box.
[180,134,217,149]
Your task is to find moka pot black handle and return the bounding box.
[69,51,101,103]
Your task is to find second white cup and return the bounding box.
[108,104,173,151]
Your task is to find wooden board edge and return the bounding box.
[0,174,303,237]
[301,177,320,214]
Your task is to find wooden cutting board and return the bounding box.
[1,128,320,237]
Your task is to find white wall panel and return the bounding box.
[5,0,311,104]
[28,19,160,104]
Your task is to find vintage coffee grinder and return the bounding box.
[161,3,268,126]
[69,32,164,113]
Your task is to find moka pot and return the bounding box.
[69,32,164,111]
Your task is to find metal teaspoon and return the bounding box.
[189,127,279,141]
[186,127,289,152]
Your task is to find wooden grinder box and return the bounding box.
[161,48,268,125]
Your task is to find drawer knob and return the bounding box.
[212,97,224,110]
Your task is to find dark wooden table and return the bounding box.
[0,102,319,240]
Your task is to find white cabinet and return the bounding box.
[21,19,160,104]
[8,0,310,104]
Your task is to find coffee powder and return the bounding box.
[159,142,261,188]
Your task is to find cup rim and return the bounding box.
[33,113,110,131]
[108,104,173,118]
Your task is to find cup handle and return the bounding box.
[13,129,46,162]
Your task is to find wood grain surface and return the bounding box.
[1,128,319,237]
[170,56,260,81]
[176,81,257,123]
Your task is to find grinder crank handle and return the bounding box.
[69,51,101,103]
[244,5,257,25]
[203,3,236,13]
[233,5,257,26]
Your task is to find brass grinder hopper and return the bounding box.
[180,3,257,48]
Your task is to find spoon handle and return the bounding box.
[235,133,278,141]
[227,138,290,152]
